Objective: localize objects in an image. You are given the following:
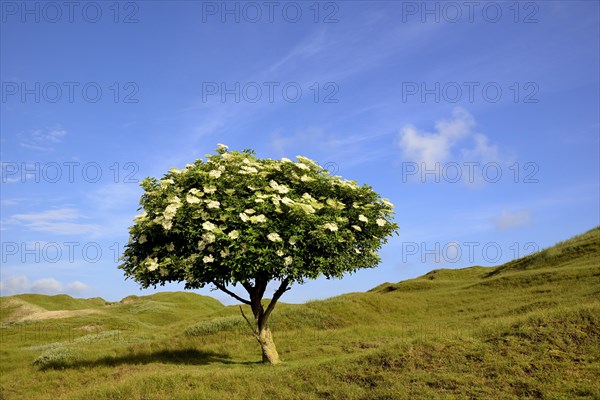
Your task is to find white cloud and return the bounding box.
[399,125,453,166]
[9,207,101,236]
[398,108,499,166]
[0,275,89,296]
[0,275,30,295]
[67,281,89,294]
[30,278,63,294]
[494,209,532,231]
[19,127,66,151]
[461,133,499,163]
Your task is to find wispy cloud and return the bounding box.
[9,208,102,236]
[267,30,330,73]
[494,209,532,231]
[179,18,442,153]
[269,127,393,169]
[268,14,443,83]
[0,197,22,206]
[19,127,67,151]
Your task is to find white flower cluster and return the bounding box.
[206,200,220,209]
[160,178,174,187]
[145,257,159,271]
[202,221,216,231]
[209,169,222,179]
[267,232,282,242]
[186,188,202,204]
[269,180,290,194]
[156,196,182,230]
[326,198,345,210]
[322,222,338,232]
[250,214,267,223]
[239,165,258,174]
[295,155,317,166]
[134,211,147,223]
[381,198,394,209]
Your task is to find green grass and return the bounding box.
[1,227,599,399]
[5,294,107,311]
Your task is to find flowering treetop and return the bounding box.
[119,144,398,294]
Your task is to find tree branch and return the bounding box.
[239,306,258,335]
[213,282,251,305]
[260,278,291,330]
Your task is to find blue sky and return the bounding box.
[1,1,598,305]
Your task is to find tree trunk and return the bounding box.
[236,278,290,365]
[258,326,280,364]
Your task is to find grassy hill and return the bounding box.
[1,227,598,399]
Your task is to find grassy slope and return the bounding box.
[0,227,598,399]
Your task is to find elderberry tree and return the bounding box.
[119,144,398,364]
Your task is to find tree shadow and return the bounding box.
[53,348,259,370]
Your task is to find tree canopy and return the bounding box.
[119,144,398,363]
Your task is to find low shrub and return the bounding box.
[32,347,79,370]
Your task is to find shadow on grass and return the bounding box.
[48,348,258,370]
